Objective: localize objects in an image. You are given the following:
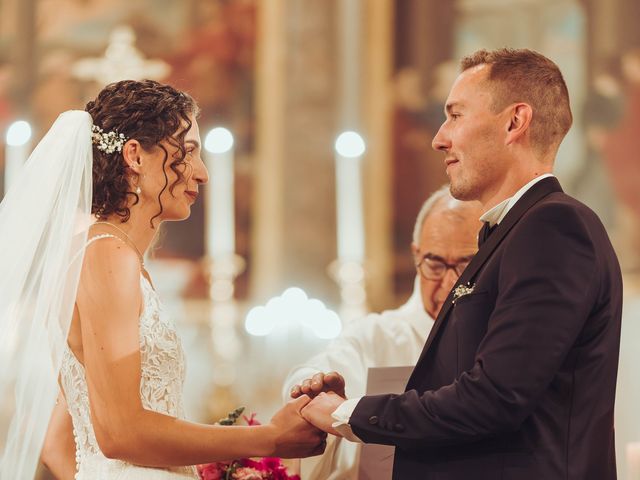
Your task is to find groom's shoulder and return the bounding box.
[508,192,613,259]
[529,190,608,231]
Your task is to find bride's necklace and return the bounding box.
[94,221,145,267]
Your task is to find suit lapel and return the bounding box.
[407,177,563,388]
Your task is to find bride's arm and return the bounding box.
[41,392,76,480]
[77,239,325,466]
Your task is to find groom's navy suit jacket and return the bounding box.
[350,178,622,479]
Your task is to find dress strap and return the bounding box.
[85,233,127,248]
[67,233,130,268]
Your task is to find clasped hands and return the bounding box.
[269,371,347,458]
[289,371,347,437]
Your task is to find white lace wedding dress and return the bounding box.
[59,235,199,479]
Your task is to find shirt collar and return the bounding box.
[479,174,554,227]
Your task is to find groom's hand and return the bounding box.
[300,391,346,437]
[267,395,328,458]
[289,371,346,399]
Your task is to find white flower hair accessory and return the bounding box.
[91,124,127,154]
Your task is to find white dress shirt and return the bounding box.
[480,173,555,226]
[332,174,556,443]
[282,276,433,478]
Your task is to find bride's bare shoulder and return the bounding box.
[80,234,141,294]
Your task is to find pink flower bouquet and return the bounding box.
[197,410,300,480]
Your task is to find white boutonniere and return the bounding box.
[452,282,476,304]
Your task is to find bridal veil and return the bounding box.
[0,111,93,478]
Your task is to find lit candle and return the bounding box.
[4,120,32,195]
[204,127,235,260]
[628,442,640,480]
[334,131,365,263]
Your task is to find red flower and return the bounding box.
[260,457,282,470]
[242,413,261,426]
[240,458,264,470]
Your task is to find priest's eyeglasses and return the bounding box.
[415,254,473,280]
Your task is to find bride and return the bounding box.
[0,80,325,479]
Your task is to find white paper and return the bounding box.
[358,366,413,480]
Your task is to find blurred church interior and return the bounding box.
[1,0,639,477]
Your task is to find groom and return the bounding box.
[294,48,623,479]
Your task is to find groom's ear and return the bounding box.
[411,242,419,258]
[505,103,533,146]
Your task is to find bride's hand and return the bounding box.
[265,395,327,458]
[289,371,346,399]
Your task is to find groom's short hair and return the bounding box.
[461,48,572,157]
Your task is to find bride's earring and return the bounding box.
[132,174,142,195]
[129,161,142,195]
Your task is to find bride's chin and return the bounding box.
[168,206,192,222]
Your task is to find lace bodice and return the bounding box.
[59,235,197,479]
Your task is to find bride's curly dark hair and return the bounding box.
[86,79,198,226]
